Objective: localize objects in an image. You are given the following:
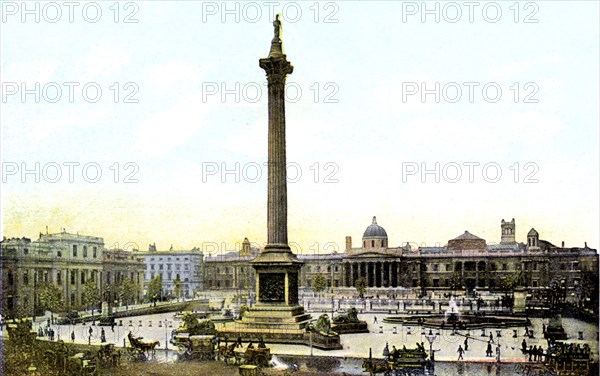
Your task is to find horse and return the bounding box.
[218,341,238,364]
[362,358,392,376]
[127,331,160,360]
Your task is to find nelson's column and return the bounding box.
[218,16,341,349]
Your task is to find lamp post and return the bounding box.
[164,319,169,351]
[422,328,439,361]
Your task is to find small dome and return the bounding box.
[363,216,388,238]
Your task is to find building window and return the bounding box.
[159,265,163,270]
[433,264,439,272]
[371,240,375,247]
[73,245,77,257]
[71,271,76,285]
[151,265,155,270]
[8,271,14,285]
[381,240,384,247]
[446,264,451,271]
[24,248,29,255]
[23,271,29,285]
[83,246,88,258]
[167,264,172,270]
[56,271,61,284]
[502,263,508,271]
[57,250,62,257]
[70,293,75,306]
[363,241,366,248]
[93,246,97,258]
[81,271,85,284]
[433,279,439,287]
[184,265,189,270]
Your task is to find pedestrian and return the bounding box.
[464,337,469,351]
[236,336,243,348]
[71,331,75,343]
[486,342,493,357]
[489,332,494,343]
[383,342,390,358]
[524,326,529,337]
[536,346,543,362]
[457,345,464,360]
[374,316,378,324]
[521,339,527,353]
[89,326,93,337]
[49,329,55,341]
[532,345,538,361]
[542,323,546,334]
[496,344,501,362]
[528,346,533,361]
[101,328,106,343]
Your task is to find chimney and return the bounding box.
[345,236,352,252]
[561,241,565,248]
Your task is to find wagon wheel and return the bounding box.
[253,352,269,368]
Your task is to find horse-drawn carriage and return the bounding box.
[241,346,271,367]
[127,331,160,361]
[173,334,216,361]
[217,339,272,368]
[363,345,433,376]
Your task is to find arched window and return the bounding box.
[371,240,374,247]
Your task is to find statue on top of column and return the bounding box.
[273,14,281,40]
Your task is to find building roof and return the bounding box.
[363,216,388,238]
[452,231,483,240]
[528,228,539,236]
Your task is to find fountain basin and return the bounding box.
[383,314,529,330]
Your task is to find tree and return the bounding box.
[117,277,137,310]
[312,274,327,297]
[38,282,63,322]
[450,271,463,295]
[354,276,367,299]
[147,274,163,306]
[81,279,101,314]
[173,274,183,302]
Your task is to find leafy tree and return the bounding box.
[354,276,367,299]
[81,279,101,313]
[312,274,327,297]
[450,271,463,294]
[577,271,599,311]
[173,274,183,301]
[38,282,63,322]
[117,277,137,309]
[147,274,163,306]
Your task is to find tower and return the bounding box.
[217,17,340,349]
[527,228,540,250]
[251,14,303,306]
[500,218,516,244]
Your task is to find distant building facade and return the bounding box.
[137,244,203,298]
[203,238,258,292]
[200,218,598,304]
[0,230,145,318]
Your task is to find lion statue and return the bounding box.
[313,314,334,335]
[333,307,360,324]
[174,312,216,335]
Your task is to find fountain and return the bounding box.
[383,297,529,330]
[444,297,460,323]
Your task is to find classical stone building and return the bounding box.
[203,238,258,292]
[137,244,203,298]
[0,230,145,318]
[201,218,598,305]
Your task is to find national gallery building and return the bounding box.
[206,218,598,298]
